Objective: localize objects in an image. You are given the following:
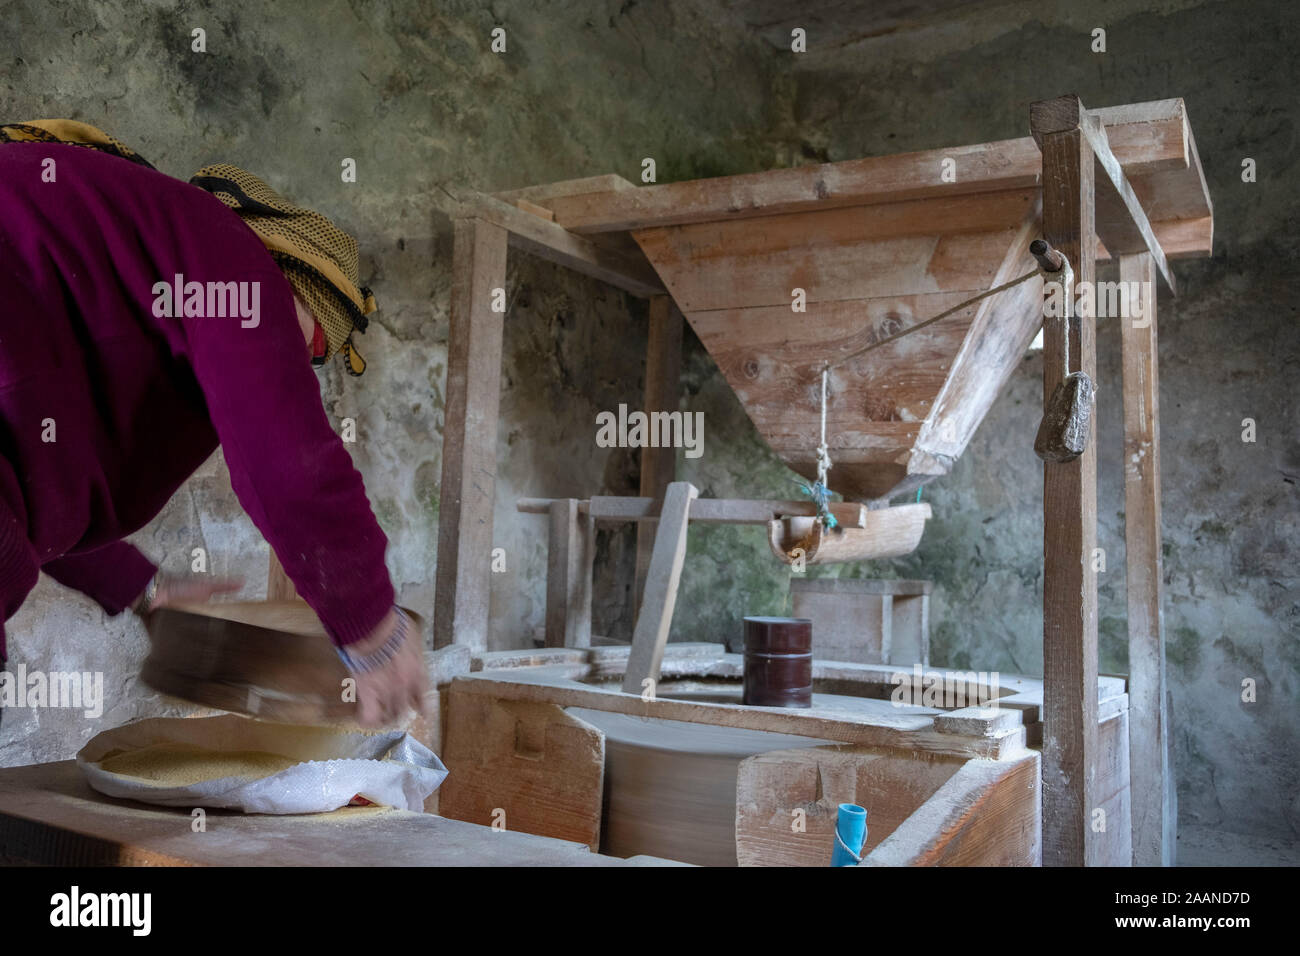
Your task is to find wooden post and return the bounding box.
[635,295,683,614]
[266,550,298,601]
[433,218,508,652]
[545,499,593,648]
[1120,251,1174,866]
[1031,95,1100,867]
[622,481,698,694]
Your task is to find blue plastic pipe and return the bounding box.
[830,803,867,866]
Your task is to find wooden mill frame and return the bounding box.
[430,95,1212,867]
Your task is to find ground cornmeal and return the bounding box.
[99,743,300,785]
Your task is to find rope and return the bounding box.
[834,823,864,863]
[817,366,831,488]
[1054,252,1075,379]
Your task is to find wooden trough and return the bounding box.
[436,644,1133,867]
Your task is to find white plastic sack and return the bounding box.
[77,714,448,814]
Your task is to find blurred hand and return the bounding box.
[348,608,429,728]
[136,574,243,614]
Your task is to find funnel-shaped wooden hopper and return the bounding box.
[633,192,1044,501]
[486,100,1211,504]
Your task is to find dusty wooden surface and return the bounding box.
[0,761,665,867]
[1033,94,1101,868]
[433,218,508,653]
[736,747,965,866]
[861,754,1042,866]
[438,694,605,850]
[1119,251,1174,867]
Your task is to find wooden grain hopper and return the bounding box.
[482,98,1211,502]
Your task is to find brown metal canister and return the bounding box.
[743,617,813,708]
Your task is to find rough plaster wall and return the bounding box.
[0,0,781,766]
[759,0,1298,848]
[0,0,1292,861]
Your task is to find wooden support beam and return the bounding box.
[266,550,298,602]
[635,295,684,614]
[622,481,698,695]
[526,101,1196,237]
[443,188,664,297]
[1031,94,1101,868]
[1119,251,1174,866]
[545,499,593,648]
[518,496,868,528]
[433,218,508,652]
[1030,101,1175,294]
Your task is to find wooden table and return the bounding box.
[0,761,679,866]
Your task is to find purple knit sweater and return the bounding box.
[0,142,393,658]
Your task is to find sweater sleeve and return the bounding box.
[175,266,393,648]
[42,541,157,616]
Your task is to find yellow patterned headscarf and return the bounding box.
[0,118,154,168]
[190,164,375,374]
[1,119,375,375]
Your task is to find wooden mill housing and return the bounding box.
[427,94,1210,866]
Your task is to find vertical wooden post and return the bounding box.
[1120,251,1174,866]
[545,499,593,648]
[634,295,683,614]
[266,550,298,601]
[433,218,508,652]
[1031,95,1100,867]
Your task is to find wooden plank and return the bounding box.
[1093,709,1134,867]
[454,670,1027,760]
[890,593,930,667]
[513,197,554,221]
[860,755,1041,866]
[492,173,637,206]
[1119,251,1172,866]
[519,496,868,527]
[634,204,1030,312]
[1082,114,1176,294]
[536,102,1194,236]
[915,200,1044,463]
[791,587,892,664]
[438,692,605,851]
[1032,94,1101,868]
[265,549,298,601]
[635,296,684,615]
[0,760,640,867]
[622,482,698,694]
[736,748,966,867]
[446,189,664,297]
[545,499,593,648]
[433,218,508,652]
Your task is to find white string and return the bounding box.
[1050,253,1075,378]
[817,365,832,488]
